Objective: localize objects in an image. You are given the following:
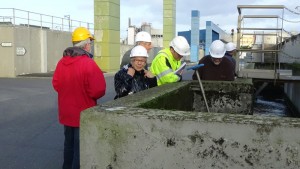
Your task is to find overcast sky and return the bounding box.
[1,0,300,39]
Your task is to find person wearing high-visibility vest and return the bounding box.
[150,36,190,86]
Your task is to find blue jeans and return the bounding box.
[63,126,79,169]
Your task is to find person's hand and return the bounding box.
[127,67,135,77]
[177,69,184,75]
[144,70,155,78]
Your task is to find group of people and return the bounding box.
[115,32,191,99]
[52,26,237,169]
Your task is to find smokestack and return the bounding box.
[128,18,131,27]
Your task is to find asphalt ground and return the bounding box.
[0,69,193,169]
[0,73,115,169]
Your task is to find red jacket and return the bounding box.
[52,47,106,127]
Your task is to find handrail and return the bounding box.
[0,8,94,33]
[237,5,285,14]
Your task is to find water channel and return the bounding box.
[253,82,295,117]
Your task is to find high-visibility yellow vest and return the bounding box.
[150,48,181,86]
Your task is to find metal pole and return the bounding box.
[187,64,209,112]
[68,17,71,32]
[40,14,42,28]
[13,8,15,25]
[27,11,29,27]
[195,71,210,112]
[64,15,71,32]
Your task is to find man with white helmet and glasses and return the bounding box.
[114,45,157,99]
[120,31,153,69]
[192,40,235,81]
[150,36,190,86]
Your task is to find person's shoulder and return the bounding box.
[200,55,211,62]
[115,69,124,75]
[154,49,170,60]
[222,56,233,63]
[124,49,132,56]
[222,56,234,67]
[79,57,99,68]
[81,56,94,62]
[117,65,130,74]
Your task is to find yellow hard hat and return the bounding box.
[72,27,94,42]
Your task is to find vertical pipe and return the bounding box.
[236,9,242,75]
[13,8,15,25]
[40,14,42,28]
[27,11,30,27]
[191,10,200,62]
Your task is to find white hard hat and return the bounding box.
[135,31,152,43]
[209,40,226,58]
[169,36,190,56]
[130,45,148,58]
[225,42,236,52]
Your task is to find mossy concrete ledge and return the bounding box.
[80,80,300,169]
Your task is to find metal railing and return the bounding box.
[0,8,94,33]
[236,5,300,82]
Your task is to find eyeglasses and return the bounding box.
[133,59,147,63]
[211,58,222,61]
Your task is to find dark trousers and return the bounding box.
[63,126,79,169]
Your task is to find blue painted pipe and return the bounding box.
[186,64,204,70]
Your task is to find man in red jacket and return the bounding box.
[52,27,106,169]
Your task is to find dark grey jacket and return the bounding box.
[114,64,157,99]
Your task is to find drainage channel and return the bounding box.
[253,82,296,117]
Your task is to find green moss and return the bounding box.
[94,114,135,154]
[138,84,193,111]
[275,138,284,146]
[256,124,273,134]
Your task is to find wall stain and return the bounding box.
[167,138,176,147]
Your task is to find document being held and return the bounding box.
[174,62,186,74]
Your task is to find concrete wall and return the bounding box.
[46,30,72,72]
[0,25,71,77]
[14,27,42,75]
[192,80,253,114]
[80,81,300,169]
[279,34,300,63]
[285,83,300,114]
[0,27,15,77]
[0,25,160,77]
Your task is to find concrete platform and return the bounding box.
[80,80,300,169]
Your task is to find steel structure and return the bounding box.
[236,5,290,80]
[0,8,93,33]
